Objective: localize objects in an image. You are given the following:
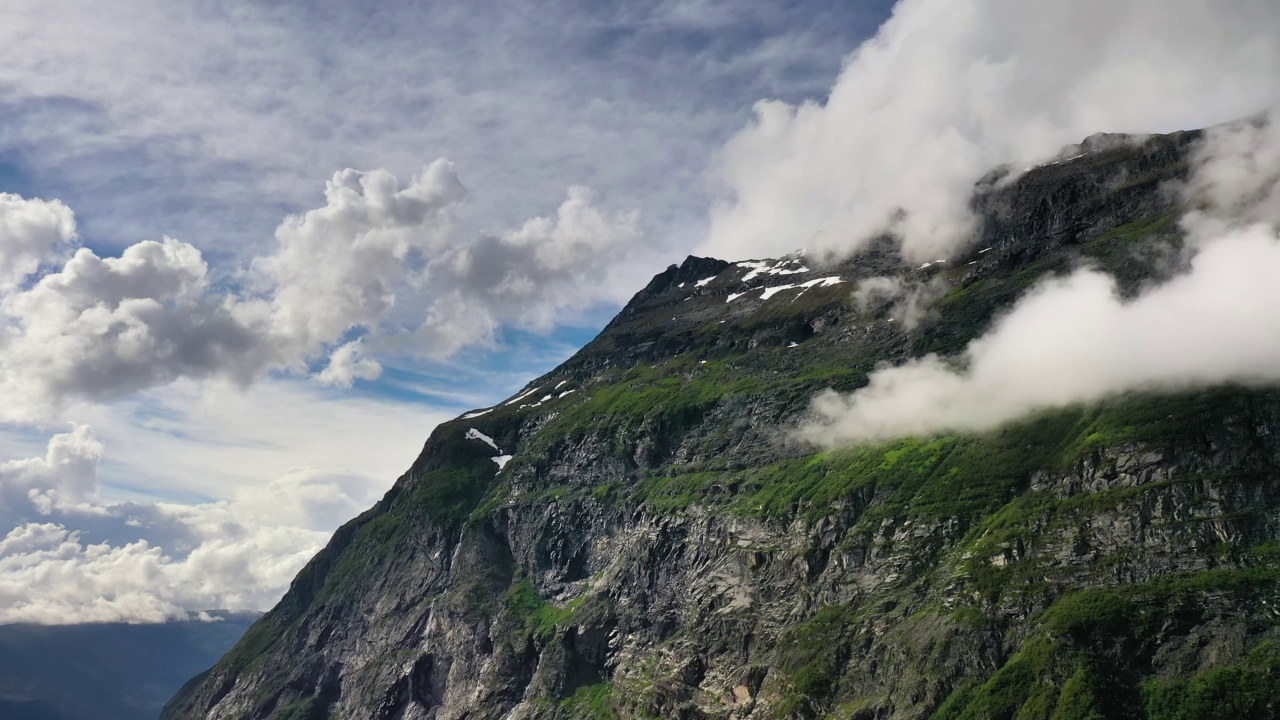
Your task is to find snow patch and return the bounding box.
[760,284,797,300]
[555,380,568,389]
[492,455,513,469]
[1041,152,1088,168]
[787,341,799,348]
[465,428,500,452]
[728,276,842,304]
[978,247,992,253]
[695,276,717,288]
[461,408,492,419]
[504,387,541,406]
[737,258,811,283]
[559,390,575,398]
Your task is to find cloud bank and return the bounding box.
[802,115,1280,445]
[0,423,396,624]
[706,0,1280,262]
[0,164,644,423]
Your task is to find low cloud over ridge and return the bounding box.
[802,115,1280,445]
[706,0,1280,263]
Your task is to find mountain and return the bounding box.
[165,129,1280,719]
[0,612,258,720]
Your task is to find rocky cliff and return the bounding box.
[164,129,1280,720]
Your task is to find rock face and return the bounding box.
[165,129,1280,720]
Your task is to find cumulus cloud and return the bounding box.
[705,0,1280,263]
[314,340,383,388]
[256,161,467,361]
[0,238,274,421]
[0,426,382,624]
[0,193,77,291]
[415,186,644,354]
[802,115,1280,445]
[0,423,101,520]
[0,164,644,618]
[0,164,642,422]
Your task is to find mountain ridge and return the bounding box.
[164,126,1280,720]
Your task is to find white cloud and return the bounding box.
[0,193,77,291]
[705,0,1280,263]
[256,161,467,361]
[72,378,442,506]
[0,163,635,620]
[0,165,641,422]
[0,0,820,266]
[0,417,406,624]
[1183,115,1280,227]
[314,340,382,388]
[0,238,272,422]
[851,275,944,329]
[0,423,101,518]
[415,186,646,355]
[803,225,1280,444]
[802,116,1280,445]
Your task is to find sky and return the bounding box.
[2,0,1279,623]
[0,0,895,623]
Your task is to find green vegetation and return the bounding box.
[503,580,585,640]
[932,568,1280,720]
[522,353,867,463]
[1086,212,1178,250]
[628,386,1274,529]
[274,697,329,720]
[1082,212,1184,295]
[560,683,618,719]
[1143,641,1280,720]
[777,604,859,708]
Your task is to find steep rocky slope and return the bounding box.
[165,129,1280,720]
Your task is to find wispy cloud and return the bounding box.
[0,0,881,265]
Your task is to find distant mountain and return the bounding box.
[0,612,257,720]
